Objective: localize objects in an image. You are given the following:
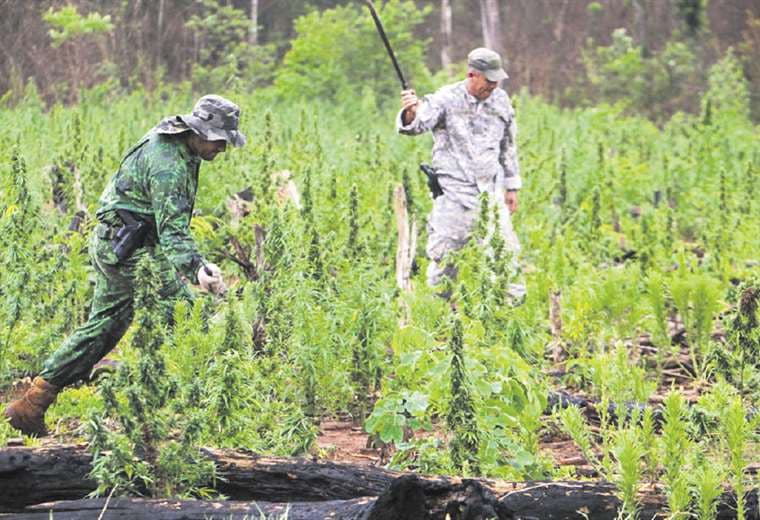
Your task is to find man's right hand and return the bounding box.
[198,263,227,296]
[400,89,419,125]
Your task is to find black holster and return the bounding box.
[420,164,444,199]
[111,209,149,261]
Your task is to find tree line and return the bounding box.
[0,0,758,120]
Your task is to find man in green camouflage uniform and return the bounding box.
[4,95,246,436]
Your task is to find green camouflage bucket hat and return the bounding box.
[468,48,508,82]
[179,94,247,147]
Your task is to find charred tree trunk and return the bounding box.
[203,447,399,501]
[0,444,400,511]
[8,497,372,520]
[0,444,96,512]
[6,475,758,520]
[2,445,757,518]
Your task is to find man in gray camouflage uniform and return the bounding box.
[4,95,245,436]
[398,47,525,299]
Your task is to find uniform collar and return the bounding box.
[459,80,496,107]
[177,137,201,164]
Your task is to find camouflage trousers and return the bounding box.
[425,192,526,299]
[40,232,193,388]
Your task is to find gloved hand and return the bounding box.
[198,263,227,296]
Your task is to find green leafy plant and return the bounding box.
[559,404,646,517]
[446,314,480,475]
[186,0,276,91]
[644,272,672,375]
[274,0,433,104]
[670,271,723,379]
[721,396,753,520]
[660,391,693,517]
[558,405,599,474]
[613,427,644,519]
[43,5,113,48]
[0,147,34,370]
[0,416,14,447]
[714,279,760,395]
[365,390,429,445]
[689,453,725,520]
[87,256,215,498]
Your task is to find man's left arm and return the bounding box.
[149,168,205,283]
[499,107,521,214]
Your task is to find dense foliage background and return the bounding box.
[1,0,759,120]
[0,0,758,517]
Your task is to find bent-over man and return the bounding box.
[397,47,525,300]
[4,95,245,436]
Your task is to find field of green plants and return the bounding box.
[0,48,758,517]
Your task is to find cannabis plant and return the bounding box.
[723,279,760,395]
[689,453,724,520]
[670,270,723,378]
[446,314,480,475]
[0,147,36,372]
[613,427,644,519]
[721,396,753,520]
[87,256,215,498]
[660,391,693,517]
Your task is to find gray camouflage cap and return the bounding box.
[468,48,508,82]
[179,94,246,147]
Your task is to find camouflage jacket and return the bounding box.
[397,80,520,209]
[96,120,205,283]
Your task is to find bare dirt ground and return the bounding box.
[314,419,383,465]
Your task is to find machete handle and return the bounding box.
[365,0,409,90]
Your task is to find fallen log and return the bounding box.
[0,443,95,512]
[0,476,622,520]
[6,476,758,520]
[4,476,503,520]
[6,497,373,520]
[203,447,401,501]
[0,444,401,511]
[1,444,757,519]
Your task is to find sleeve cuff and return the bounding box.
[189,255,205,284]
[396,109,416,133]
[504,176,522,191]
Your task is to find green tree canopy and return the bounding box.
[275,0,433,103]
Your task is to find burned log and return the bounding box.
[6,497,374,520]
[0,443,95,512]
[0,444,400,511]
[368,475,506,520]
[8,477,504,520]
[6,477,758,520]
[202,447,400,501]
[1,444,757,519]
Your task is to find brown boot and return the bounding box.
[4,377,60,436]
